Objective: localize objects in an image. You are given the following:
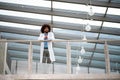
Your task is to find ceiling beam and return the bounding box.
[0,25,96,40]
[0,15,50,26]
[0,26,120,46]
[0,26,39,36]
[0,2,120,23]
[49,0,120,8]
[0,24,119,37]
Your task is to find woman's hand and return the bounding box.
[44,36,48,39]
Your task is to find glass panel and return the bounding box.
[0,21,41,30]
[0,0,51,8]
[99,33,120,39]
[83,19,102,26]
[53,16,84,24]
[103,22,120,29]
[107,42,120,74]
[107,8,120,16]
[53,28,98,39]
[111,0,120,3]
[53,1,106,14]
[1,32,37,40]
[53,16,102,26]
[8,42,29,74]
[0,10,51,20]
[53,43,67,74]
[97,0,109,2]
[70,40,110,74]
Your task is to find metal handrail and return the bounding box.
[0,39,120,42]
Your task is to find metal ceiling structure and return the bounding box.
[0,0,120,73]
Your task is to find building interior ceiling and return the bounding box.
[0,0,120,73]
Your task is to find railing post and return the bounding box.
[28,41,33,74]
[104,41,110,74]
[66,41,71,74]
[3,42,8,74]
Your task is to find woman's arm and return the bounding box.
[38,33,44,40]
[48,32,55,40]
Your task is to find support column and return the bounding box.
[66,41,71,74]
[28,41,33,74]
[104,41,110,74]
[0,40,7,74]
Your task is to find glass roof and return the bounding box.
[53,16,102,26]
[0,21,40,30]
[111,0,120,3]
[0,0,51,7]
[0,0,120,70]
[53,1,107,14]
[107,8,120,16]
[103,22,120,29]
[0,9,51,20]
[53,28,98,39]
[99,33,120,40]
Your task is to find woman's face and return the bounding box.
[44,27,49,33]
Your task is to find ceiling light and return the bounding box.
[76,64,80,74]
[88,5,95,16]
[85,23,91,31]
[83,35,87,40]
[80,46,86,55]
[78,56,83,64]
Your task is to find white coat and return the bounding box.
[38,32,55,63]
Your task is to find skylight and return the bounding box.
[53,16,83,24]
[0,10,51,20]
[0,21,41,30]
[99,33,120,40]
[103,22,120,29]
[0,0,51,8]
[107,8,120,16]
[53,16,102,26]
[83,20,102,26]
[53,28,98,38]
[53,1,106,14]
[0,0,107,14]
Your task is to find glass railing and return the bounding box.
[0,39,120,79]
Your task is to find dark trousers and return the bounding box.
[42,49,51,63]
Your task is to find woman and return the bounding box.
[38,24,55,63]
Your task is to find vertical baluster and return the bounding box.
[3,42,8,74]
[104,41,110,74]
[28,41,33,74]
[66,41,71,74]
